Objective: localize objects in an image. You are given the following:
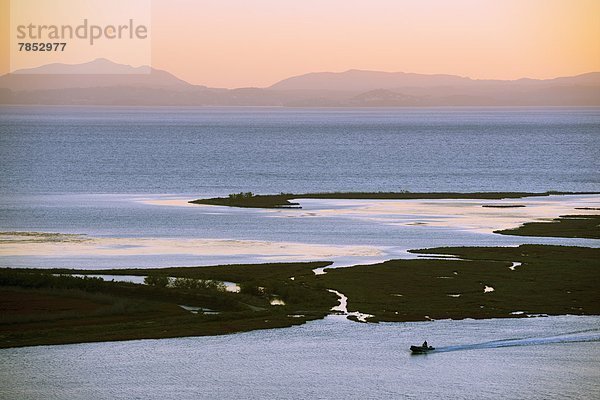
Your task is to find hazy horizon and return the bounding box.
[1,0,599,88]
[6,57,600,89]
[1,2,599,396]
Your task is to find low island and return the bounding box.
[189,191,597,209]
[2,191,598,348]
[1,243,598,349]
[495,214,600,239]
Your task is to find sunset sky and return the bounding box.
[2,0,599,87]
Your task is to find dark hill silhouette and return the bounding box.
[1,59,599,106]
[269,69,475,92]
[0,58,196,92]
[269,69,600,91]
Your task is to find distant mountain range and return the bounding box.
[1,58,599,106]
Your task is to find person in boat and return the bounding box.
[422,341,428,348]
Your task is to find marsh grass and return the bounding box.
[318,245,600,322]
[0,263,335,348]
[2,245,598,348]
[495,214,600,239]
[0,287,154,324]
[189,191,594,209]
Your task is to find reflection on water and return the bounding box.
[0,194,598,269]
[272,195,600,233]
[328,289,374,322]
[1,315,598,399]
[0,233,379,262]
[1,107,599,399]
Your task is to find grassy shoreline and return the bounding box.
[495,214,600,239]
[189,191,598,209]
[2,192,598,348]
[0,262,337,348]
[2,244,599,348]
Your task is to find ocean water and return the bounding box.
[1,106,599,268]
[0,107,600,268]
[1,106,599,195]
[1,106,599,399]
[0,193,599,268]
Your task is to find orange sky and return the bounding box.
[2,0,599,88]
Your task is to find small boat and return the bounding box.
[410,345,435,354]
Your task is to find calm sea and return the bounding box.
[1,315,599,400]
[0,106,599,399]
[1,106,599,195]
[1,106,599,267]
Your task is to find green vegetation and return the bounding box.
[73,261,330,283]
[482,204,526,208]
[83,262,338,311]
[191,192,300,208]
[494,214,600,239]
[319,245,600,322]
[190,191,595,209]
[2,244,599,348]
[144,274,169,287]
[144,275,227,292]
[0,262,337,348]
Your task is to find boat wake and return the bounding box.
[433,328,600,353]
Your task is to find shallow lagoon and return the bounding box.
[0,193,598,268]
[2,106,599,194]
[1,315,599,400]
[1,106,599,268]
[1,106,599,398]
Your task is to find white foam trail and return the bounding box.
[433,329,600,353]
